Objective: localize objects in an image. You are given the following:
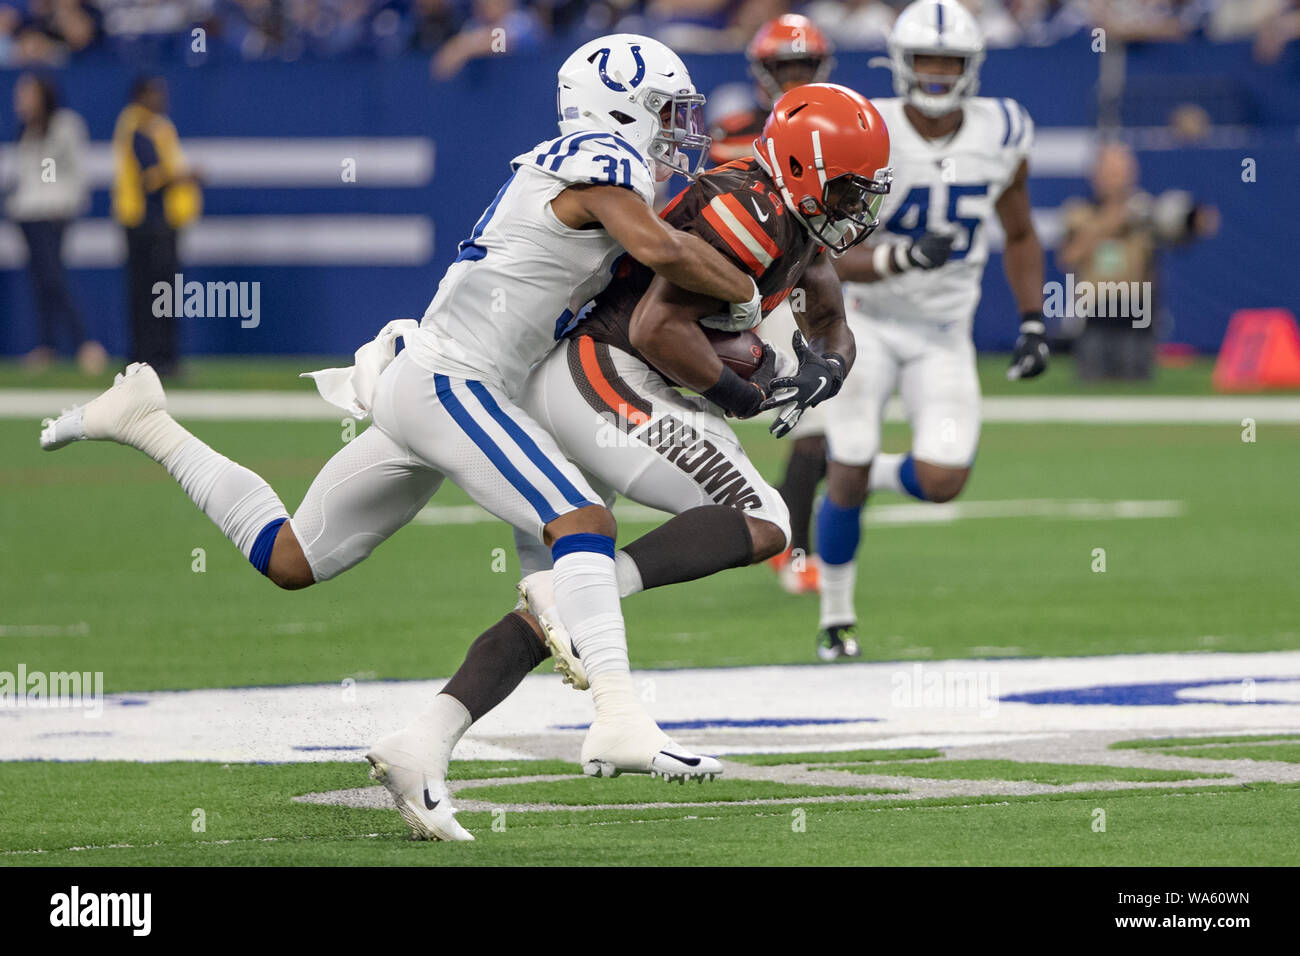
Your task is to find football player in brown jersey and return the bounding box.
[376,85,893,831]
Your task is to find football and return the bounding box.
[703,326,765,379]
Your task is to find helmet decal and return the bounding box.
[590,45,646,93]
[558,35,708,180]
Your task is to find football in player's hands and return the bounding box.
[702,327,766,379]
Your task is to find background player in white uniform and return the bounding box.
[40,35,765,839]
[813,0,1050,660]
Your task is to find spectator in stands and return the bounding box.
[0,5,22,65]
[14,0,100,62]
[961,0,1024,46]
[112,76,202,379]
[409,0,467,52]
[431,0,545,78]
[1058,142,1218,380]
[638,0,784,52]
[6,72,104,374]
[1253,0,1300,62]
[803,0,895,49]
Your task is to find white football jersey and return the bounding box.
[406,130,655,396]
[844,96,1033,329]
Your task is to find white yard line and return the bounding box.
[412,498,1185,528]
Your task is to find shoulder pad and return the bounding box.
[516,131,655,204]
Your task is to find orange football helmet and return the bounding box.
[747,14,835,105]
[753,83,893,255]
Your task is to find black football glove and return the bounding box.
[899,231,955,271]
[1007,317,1050,380]
[759,332,847,438]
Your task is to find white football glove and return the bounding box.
[700,278,762,333]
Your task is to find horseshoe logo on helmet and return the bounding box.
[590,45,646,92]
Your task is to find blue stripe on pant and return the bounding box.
[434,373,562,525]
[464,380,592,510]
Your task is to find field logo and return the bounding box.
[153,273,260,328]
[0,665,103,718]
[890,663,999,718]
[1043,274,1152,329]
[50,886,151,936]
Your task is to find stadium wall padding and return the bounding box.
[1,38,1297,358]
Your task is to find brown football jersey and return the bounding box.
[577,157,819,364]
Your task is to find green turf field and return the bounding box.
[2,359,1299,866]
[4,353,1289,395]
[2,758,1296,866]
[2,415,1296,689]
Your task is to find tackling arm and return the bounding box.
[558,184,758,310]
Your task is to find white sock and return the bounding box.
[164,437,289,560]
[614,550,643,598]
[417,693,473,778]
[589,671,653,727]
[869,453,904,494]
[551,548,629,684]
[818,560,857,629]
[126,408,193,464]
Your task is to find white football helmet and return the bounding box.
[556,34,710,181]
[882,0,985,118]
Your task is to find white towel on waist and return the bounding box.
[301,319,419,420]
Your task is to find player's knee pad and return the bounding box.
[291,521,385,583]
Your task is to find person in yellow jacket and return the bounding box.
[112,76,201,378]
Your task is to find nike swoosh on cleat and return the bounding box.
[423,786,440,810]
[659,751,701,767]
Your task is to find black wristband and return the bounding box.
[823,351,848,380]
[703,365,764,418]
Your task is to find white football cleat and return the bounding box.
[365,733,474,842]
[40,362,182,460]
[518,570,588,690]
[581,718,722,783]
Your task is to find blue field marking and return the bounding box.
[1001,676,1300,707]
[550,716,880,731]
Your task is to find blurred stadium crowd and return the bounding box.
[2,0,1298,70]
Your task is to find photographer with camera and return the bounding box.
[1059,142,1218,380]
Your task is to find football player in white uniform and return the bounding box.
[408,84,894,800]
[40,35,767,840]
[813,0,1049,660]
